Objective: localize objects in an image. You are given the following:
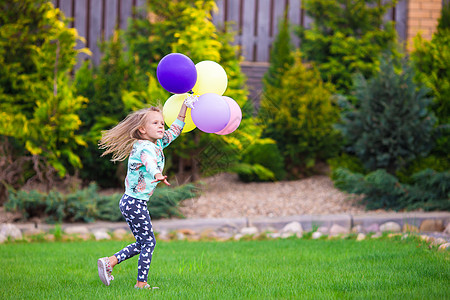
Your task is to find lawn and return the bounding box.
[0,237,449,299]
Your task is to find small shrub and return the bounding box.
[237,139,285,182]
[334,168,450,211]
[5,183,199,222]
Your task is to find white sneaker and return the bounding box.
[97,257,114,286]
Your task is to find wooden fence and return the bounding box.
[52,0,409,64]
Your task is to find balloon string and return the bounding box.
[184,94,198,109]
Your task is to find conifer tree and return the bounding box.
[298,0,397,94]
[336,56,437,175]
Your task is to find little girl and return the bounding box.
[97,103,187,289]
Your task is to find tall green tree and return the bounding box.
[260,52,341,177]
[298,0,398,94]
[0,0,89,178]
[336,56,437,175]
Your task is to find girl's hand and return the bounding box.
[151,173,170,186]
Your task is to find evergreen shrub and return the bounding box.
[6,183,199,222]
[297,0,398,94]
[260,51,341,177]
[334,168,450,211]
[237,139,285,182]
[336,56,437,175]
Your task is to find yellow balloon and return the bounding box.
[192,61,228,96]
[163,94,196,133]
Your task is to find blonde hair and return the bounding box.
[99,106,162,162]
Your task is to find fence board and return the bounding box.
[242,0,256,61]
[288,0,301,47]
[60,0,73,26]
[74,0,89,68]
[272,0,286,37]
[395,0,407,41]
[227,0,241,36]
[256,0,271,61]
[104,0,118,41]
[213,0,225,28]
[89,0,103,65]
[119,0,133,30]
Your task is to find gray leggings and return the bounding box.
[114,194,156,282]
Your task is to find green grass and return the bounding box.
[1,238,449,299]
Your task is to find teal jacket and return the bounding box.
[124,119,184,200]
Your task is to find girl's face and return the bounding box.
[139,111,165,143]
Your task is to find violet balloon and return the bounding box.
[191,93,230,133]
[215,96,242,135]
[156,53,197,94]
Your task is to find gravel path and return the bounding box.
[180,173,380,219]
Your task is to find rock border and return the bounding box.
[1,212,449,251]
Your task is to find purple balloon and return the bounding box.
[191,93,231,133]
[157,53,197,94]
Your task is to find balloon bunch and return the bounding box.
[156,53,242,135]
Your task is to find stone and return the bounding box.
[365,223,379,233]
[281,222,303,234]
[267,233,281,239]
[402,224,419,233]
[380,222,401,233]
[426,236,435,244]
[45,234,55,242]
[317,226,329,234]
[178,228,196,235]
[312,232,323,239]
[352,225,363,233]
[23,228,45,237]
[218,224,239,234]
[281,233,293,239]
[329,224,349,235]
[240,227,258,235]
[371,232,382,239]
[0,233,6,244]
[356,233,366,241]
[176,232,186,240]
[113,228,128,239]
[431,238,447,247]
[0,223,23,240]
[419,219,444,232]
[438,243,450,251]
[93,230,111,240]
[234,234,243,241]
[444,224,450,234]
[64,226,89,235]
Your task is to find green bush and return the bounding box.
[237,139,286,182]
[259,51,341,178]
[0,0,89,177]
[5,183,199,223]
[334,168,450,211]
[336,55,437,175]
[411,3,450,159]
[297,0,398,94]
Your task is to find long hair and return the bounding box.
[99,106,162,162]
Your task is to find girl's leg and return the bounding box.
[134,201,156,287]
[113,195,143,264]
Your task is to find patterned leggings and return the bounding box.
[114,194,156,283]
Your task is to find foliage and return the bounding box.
[0,0,89,177]
[74,31,147,187]
[334,168,450,211]
[5,183,199,222]
[236,139,285,182]
[336,55,437,175]
[262,13,294,89]
[297,0,398,94]
[327,153,367,181]
[260,51,341,177]
[411,8,450,159]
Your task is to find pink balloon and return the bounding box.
[215,97,242,135]
[191,93,230,133]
